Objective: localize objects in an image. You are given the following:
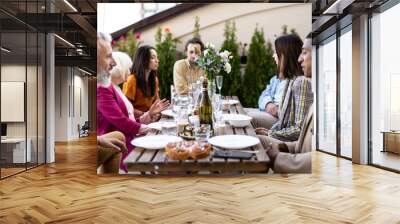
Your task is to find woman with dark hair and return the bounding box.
[256,34,313,146]
[123,45,168,118]
[274,33,304,80]
[246,47,286,129]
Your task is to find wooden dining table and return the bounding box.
[124,96,271,175]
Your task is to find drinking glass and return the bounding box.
[176,108,189,134]
[229,105,237,114]
[216,75,223,94]
[172,98,180,114]
[214,121,227,135]
[212,94,222,122]
[212,94,222,111]
[193,80,202,104]
[178,94,189,107]
[194,124,211,143]
[161,121,177,136]
[171,85,176,97]
[171,86,179,113]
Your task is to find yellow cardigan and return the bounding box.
[122,74,159,112]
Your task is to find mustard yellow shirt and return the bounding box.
[173,59,204,95]
[122,74,159,112]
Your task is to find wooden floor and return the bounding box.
[1,167,26,177]
[372,150,400,171]
[0,136,400,223]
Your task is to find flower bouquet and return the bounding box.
[196,42,232,81]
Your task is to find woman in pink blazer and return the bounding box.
[97,83,143,173]
[97,52,169,173]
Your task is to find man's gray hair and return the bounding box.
[97,32,112,56]
[98,32,112,43]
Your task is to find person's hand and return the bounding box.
[98,136,127,152]
[277,143,289,153]
[265,103,274,113]
[255,127,269,135]
[149,99,170,117]
[265,103,278,118]
[138,125,149,136]
[151,113,161,122]
[266,144,280,163]
[270,104,278,118]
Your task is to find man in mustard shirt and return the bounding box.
[173,38,205,95]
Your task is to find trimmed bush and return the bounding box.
[241,26,276,108]
[155,27,180,100]
[219,21,241,97]
[112,30,142,59]
[193,16,201,38]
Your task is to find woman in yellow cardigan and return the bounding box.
[123,45,168,118]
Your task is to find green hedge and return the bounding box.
[241,26,276,108]
[219,21,241,97]
[113,30,141,59]
[155,27,180,100]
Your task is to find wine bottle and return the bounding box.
[199,78,213,127]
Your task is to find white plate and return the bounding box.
[222,99,239,105]
[221,114,252,127]
[131,135,183,150]
[148,121,176,131]
[161,109,177,117]
[208,135,260,150]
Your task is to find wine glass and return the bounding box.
[176,108,189,135]
[193,80,202,105]
[212,94,222,123]
[216,75,223,94]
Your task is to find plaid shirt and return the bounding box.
[268,76,313,141]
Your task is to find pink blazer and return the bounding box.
[97,84,141,172]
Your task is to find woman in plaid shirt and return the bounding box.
[257,34,313,143]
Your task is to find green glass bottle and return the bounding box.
[199,78,213,127]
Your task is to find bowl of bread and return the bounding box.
[165,140,212,160]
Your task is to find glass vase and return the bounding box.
[208,78,216,98]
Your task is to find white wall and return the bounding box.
[55,66,68,141]
[72,73,89,138]
[1,64,46,164]
[136,3,311,51]
[1,65,35,137]
[54,67,89,141]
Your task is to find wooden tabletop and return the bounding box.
[124,96,270,175]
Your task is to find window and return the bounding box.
[317,35,337,154]
[339,27,352,158]
[0,1,46,179]
[370,2,400,171]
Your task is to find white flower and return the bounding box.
[229,55,233,59]
[206,42,215,49]
[219,50,230,60]
[203,49,209,57]
[219,52,227,60]
[223,50,231,57]
[224,62,232,74]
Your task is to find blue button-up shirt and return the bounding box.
[258,75,284,111]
